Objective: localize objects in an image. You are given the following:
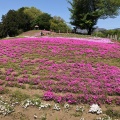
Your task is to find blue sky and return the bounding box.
[0,0,120,30]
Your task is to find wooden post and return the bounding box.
[115,34,117,41]
[110,35,112,40]
[67,29,68,34]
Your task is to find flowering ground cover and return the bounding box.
[0,37,120,119]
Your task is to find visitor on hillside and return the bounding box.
[40,31,43,36]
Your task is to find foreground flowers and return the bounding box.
[0,37,120,105]
[0,96,14,116]
[89,104,102,114]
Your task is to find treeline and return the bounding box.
[0,7,71,38]
[93,29,120,41]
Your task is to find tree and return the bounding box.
[23,7,42,29]
[17,7,31,31]
[50,16,71,33]
[0,23,4,38]
[0,7,52,38]
[33,13,52,30]
[68,0,120,35]
[1,7,32,37]
[23,7,42,20]
[2,10,19,37]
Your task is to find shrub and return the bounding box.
[92,31,106,38]
[105,109,120,119]
[11,90,30,102]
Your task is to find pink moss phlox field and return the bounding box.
[0,38,120,59]
[0,37,120,105]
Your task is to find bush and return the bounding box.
[92,31,106,38]
[105,109,120,119]
[17,29,24,35]
[11,90,30,102]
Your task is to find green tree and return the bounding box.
[50,16,71,33]
[23,7,42,29]
[33,13,52,30]
[2,10,19,37]
[68,0,120,35]
[0,23,4,38]
[0,7,42,38]
[24,7,42,20]
[1,8,32,37]
[17,7,31,31]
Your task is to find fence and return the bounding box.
[107,34,120,41]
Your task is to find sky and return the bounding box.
[0,0,120,30]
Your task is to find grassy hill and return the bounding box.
[18,30,41,37]
[18,30,90,38]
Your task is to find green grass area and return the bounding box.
[16,30,91,38]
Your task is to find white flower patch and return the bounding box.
[0,97,14,116]
[39,103,51,110]
[22,98,41,108]
[76,105,84,112]
[53,104,60,111]
[31,98,41,107]
[96,116,112,120]
[11,101,19,107]
[22,99,32,108]
[89,104,102,114]
[22,98,51,110]
[64,103,70,109]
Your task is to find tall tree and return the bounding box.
[17,7,31,31]
[23,7,42,29]
[50,16,71,33]
[68,0,120,35]
[0,7,44,38]
[23,7,42,20]
[33,13,52,30]
[2,10,19,37]
[0,22,4,38]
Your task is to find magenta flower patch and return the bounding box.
[0,37,120,105]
